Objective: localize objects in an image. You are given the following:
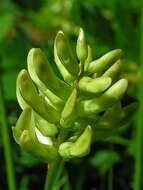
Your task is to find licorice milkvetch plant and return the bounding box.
[12,28,136,189]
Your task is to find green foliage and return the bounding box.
[0,1,18,41]
[90,150,121,174]
[0,0,140,189]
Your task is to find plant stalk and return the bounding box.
[134,0,143,189]
[0,87,16,190]
[108,167,113,190]
[44,158,61,190]
[44,129,68,190]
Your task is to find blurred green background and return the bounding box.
[0,0,141,189]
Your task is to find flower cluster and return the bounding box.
[13,29,136,162]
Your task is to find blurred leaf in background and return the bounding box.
[90,150,121,175]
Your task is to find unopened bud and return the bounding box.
[54,31,79,83]
[79,76,112,94]
[76,28,88,62]
[17,70,60,123]
[87,49,122,74]
[60,89,77,128]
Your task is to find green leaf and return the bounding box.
[90,150,121,174]
[2,71,18,100]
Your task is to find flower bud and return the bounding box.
[60,89,77,128]
[104,79,128,99]
[58,142,73,159]
[84,45,93,72]
[59,126,92,158]
[35,116,58,137]
[12,108,32,144]
[20,130,58,163]
[16,85,59,135]
[28,48,59,89]
[54,31,79,83]
[67,135,78,142]
[76,28,88,62]
[78,76,112,94]
[87,49,122,74]
[77,79,128,116]
[16,79,29,110]
[13,108,58,163]
[17,70,60,123]
[70,126,92,157]
[27,48,72,110]
[103,60,121,80]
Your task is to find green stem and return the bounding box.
[44,129,68,190]
[75,166,86,190]
[108,144,113,190]
[100,173,105,190]
[0,87,16,190]
[108,167,113,190]
[44,158,61,190]
[134,1,143,189]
